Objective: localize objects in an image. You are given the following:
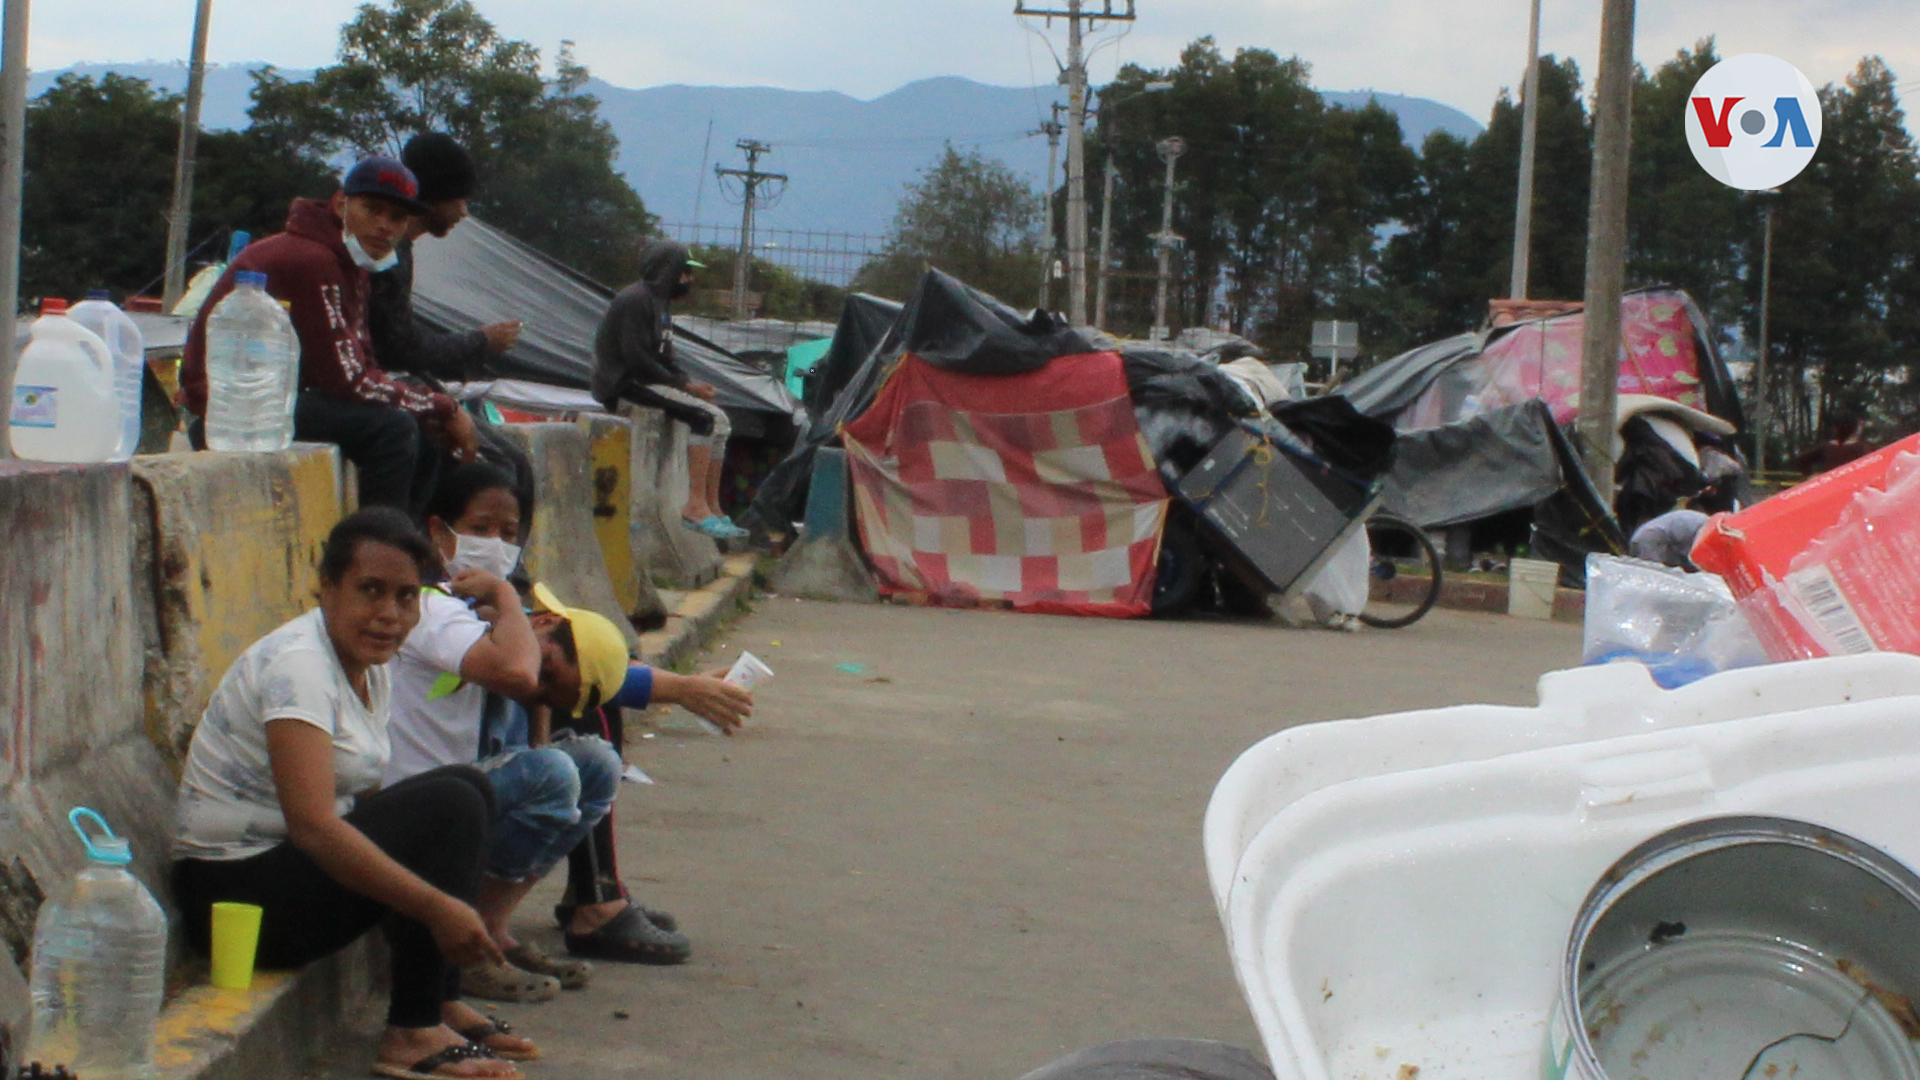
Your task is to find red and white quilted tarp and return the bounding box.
[841,349,1169,618]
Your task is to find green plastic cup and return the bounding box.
[209,902,264,990]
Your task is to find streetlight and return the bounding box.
[1150,136,1186,344]
[1750,187,1781,473]
[1092,80,1172,331]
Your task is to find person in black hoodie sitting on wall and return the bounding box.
[590,241,747,540]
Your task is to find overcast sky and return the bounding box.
[28,0,1920,123]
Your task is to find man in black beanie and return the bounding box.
[368,132,522,382]
[369,132,536,526]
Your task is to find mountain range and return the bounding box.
[33,62,1482,238]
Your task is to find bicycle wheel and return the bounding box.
[1359,513,1442,629]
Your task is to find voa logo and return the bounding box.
[1686,53,1822,190]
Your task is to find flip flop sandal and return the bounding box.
[459,961,559,1003]
[554,901,679,933]
[453,1018,542,1063]
[504,942,592,990]
[371,1041,524,1080]
[564,904,692,965]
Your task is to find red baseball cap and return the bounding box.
[341,155,428,215]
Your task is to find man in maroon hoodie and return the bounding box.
[183,157,478,511]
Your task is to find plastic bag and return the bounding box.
[1583,554,1767,687]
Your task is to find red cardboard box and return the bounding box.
[1692,433,1920,659]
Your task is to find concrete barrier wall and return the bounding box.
[0,430,663,1065]
[498,423,641,650]
[578,415,668,631]
[771,447,879,603]
[620,404,722,589]
[0,459,174,975]
[132,445,345,764]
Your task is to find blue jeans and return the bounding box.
[480,733,621,881]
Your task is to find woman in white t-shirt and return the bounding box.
[172,508,527,1080]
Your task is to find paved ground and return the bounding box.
[310,599,1580,1080]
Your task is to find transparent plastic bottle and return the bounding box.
[69,291,147,461]
[203,270,299,451]
[28,809,167,1080]
[8,298,121,463]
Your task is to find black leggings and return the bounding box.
[558,704,627,907]
[172,765,494,1028]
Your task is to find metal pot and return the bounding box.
[1546,816,1920,1080]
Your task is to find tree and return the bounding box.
[1759,57,1920,448]
[1092,40,1419,361]
[21,73,332,301]
[854,145,1043,304]
[682,246,846,322]
[1377,55,1590,347]
[247,0,654,284]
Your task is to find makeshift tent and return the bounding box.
[1340,288,1743,432]
[844,348,1169,617]
[408,217,798,419]
[1334,288,1742,578]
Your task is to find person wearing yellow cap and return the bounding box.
[383,464,631,1010]
[543,586,755,966]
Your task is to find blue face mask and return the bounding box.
[343,230,399,273]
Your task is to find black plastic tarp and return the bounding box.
[1379,399,1626,579]
[745,269,1105,534]
[1379,401,1567,528]
[1335,331,1482,421]
[802,293,903,418]
[409,217,796,416]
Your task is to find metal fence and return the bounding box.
[658,223,887,288]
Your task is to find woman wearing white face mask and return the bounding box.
[383,462,631,1013]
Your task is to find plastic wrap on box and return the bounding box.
[1694,439,1920,660]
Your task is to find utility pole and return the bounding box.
[162,0,213,311]
[1576,0,1636,491]
[1755,194,1778,473]
[0,0,28,459]
[1150,136,1185,343]
[1095,154,1116,328]
[714,139,786,320]
[1034,107,1063,311]
[1093,79,1171,331]
[1015,0,1137,325]
[1508,0,1542,300]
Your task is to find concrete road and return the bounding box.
[311,601,1580,1080]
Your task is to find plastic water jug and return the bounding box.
[27,809,167,1080]
[8,299,120,463]
[69,291,146,461]
[203,270,299,451]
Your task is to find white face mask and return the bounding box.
[343,230,399,273]
[446,533,522,580]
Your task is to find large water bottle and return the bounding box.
[69,291,147,461]
[203,270,299,451]
[27,809,167,1080]
[8,299,121,463]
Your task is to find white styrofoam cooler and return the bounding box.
[1203,654,1920,1080]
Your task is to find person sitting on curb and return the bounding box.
[182,157,479,514]
[171,508,530,1080]
[590,239,747,540]
[385,462,752,984]
[549,639,754,964]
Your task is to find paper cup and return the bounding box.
[210,902,264,990]
[725,651,775,690]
